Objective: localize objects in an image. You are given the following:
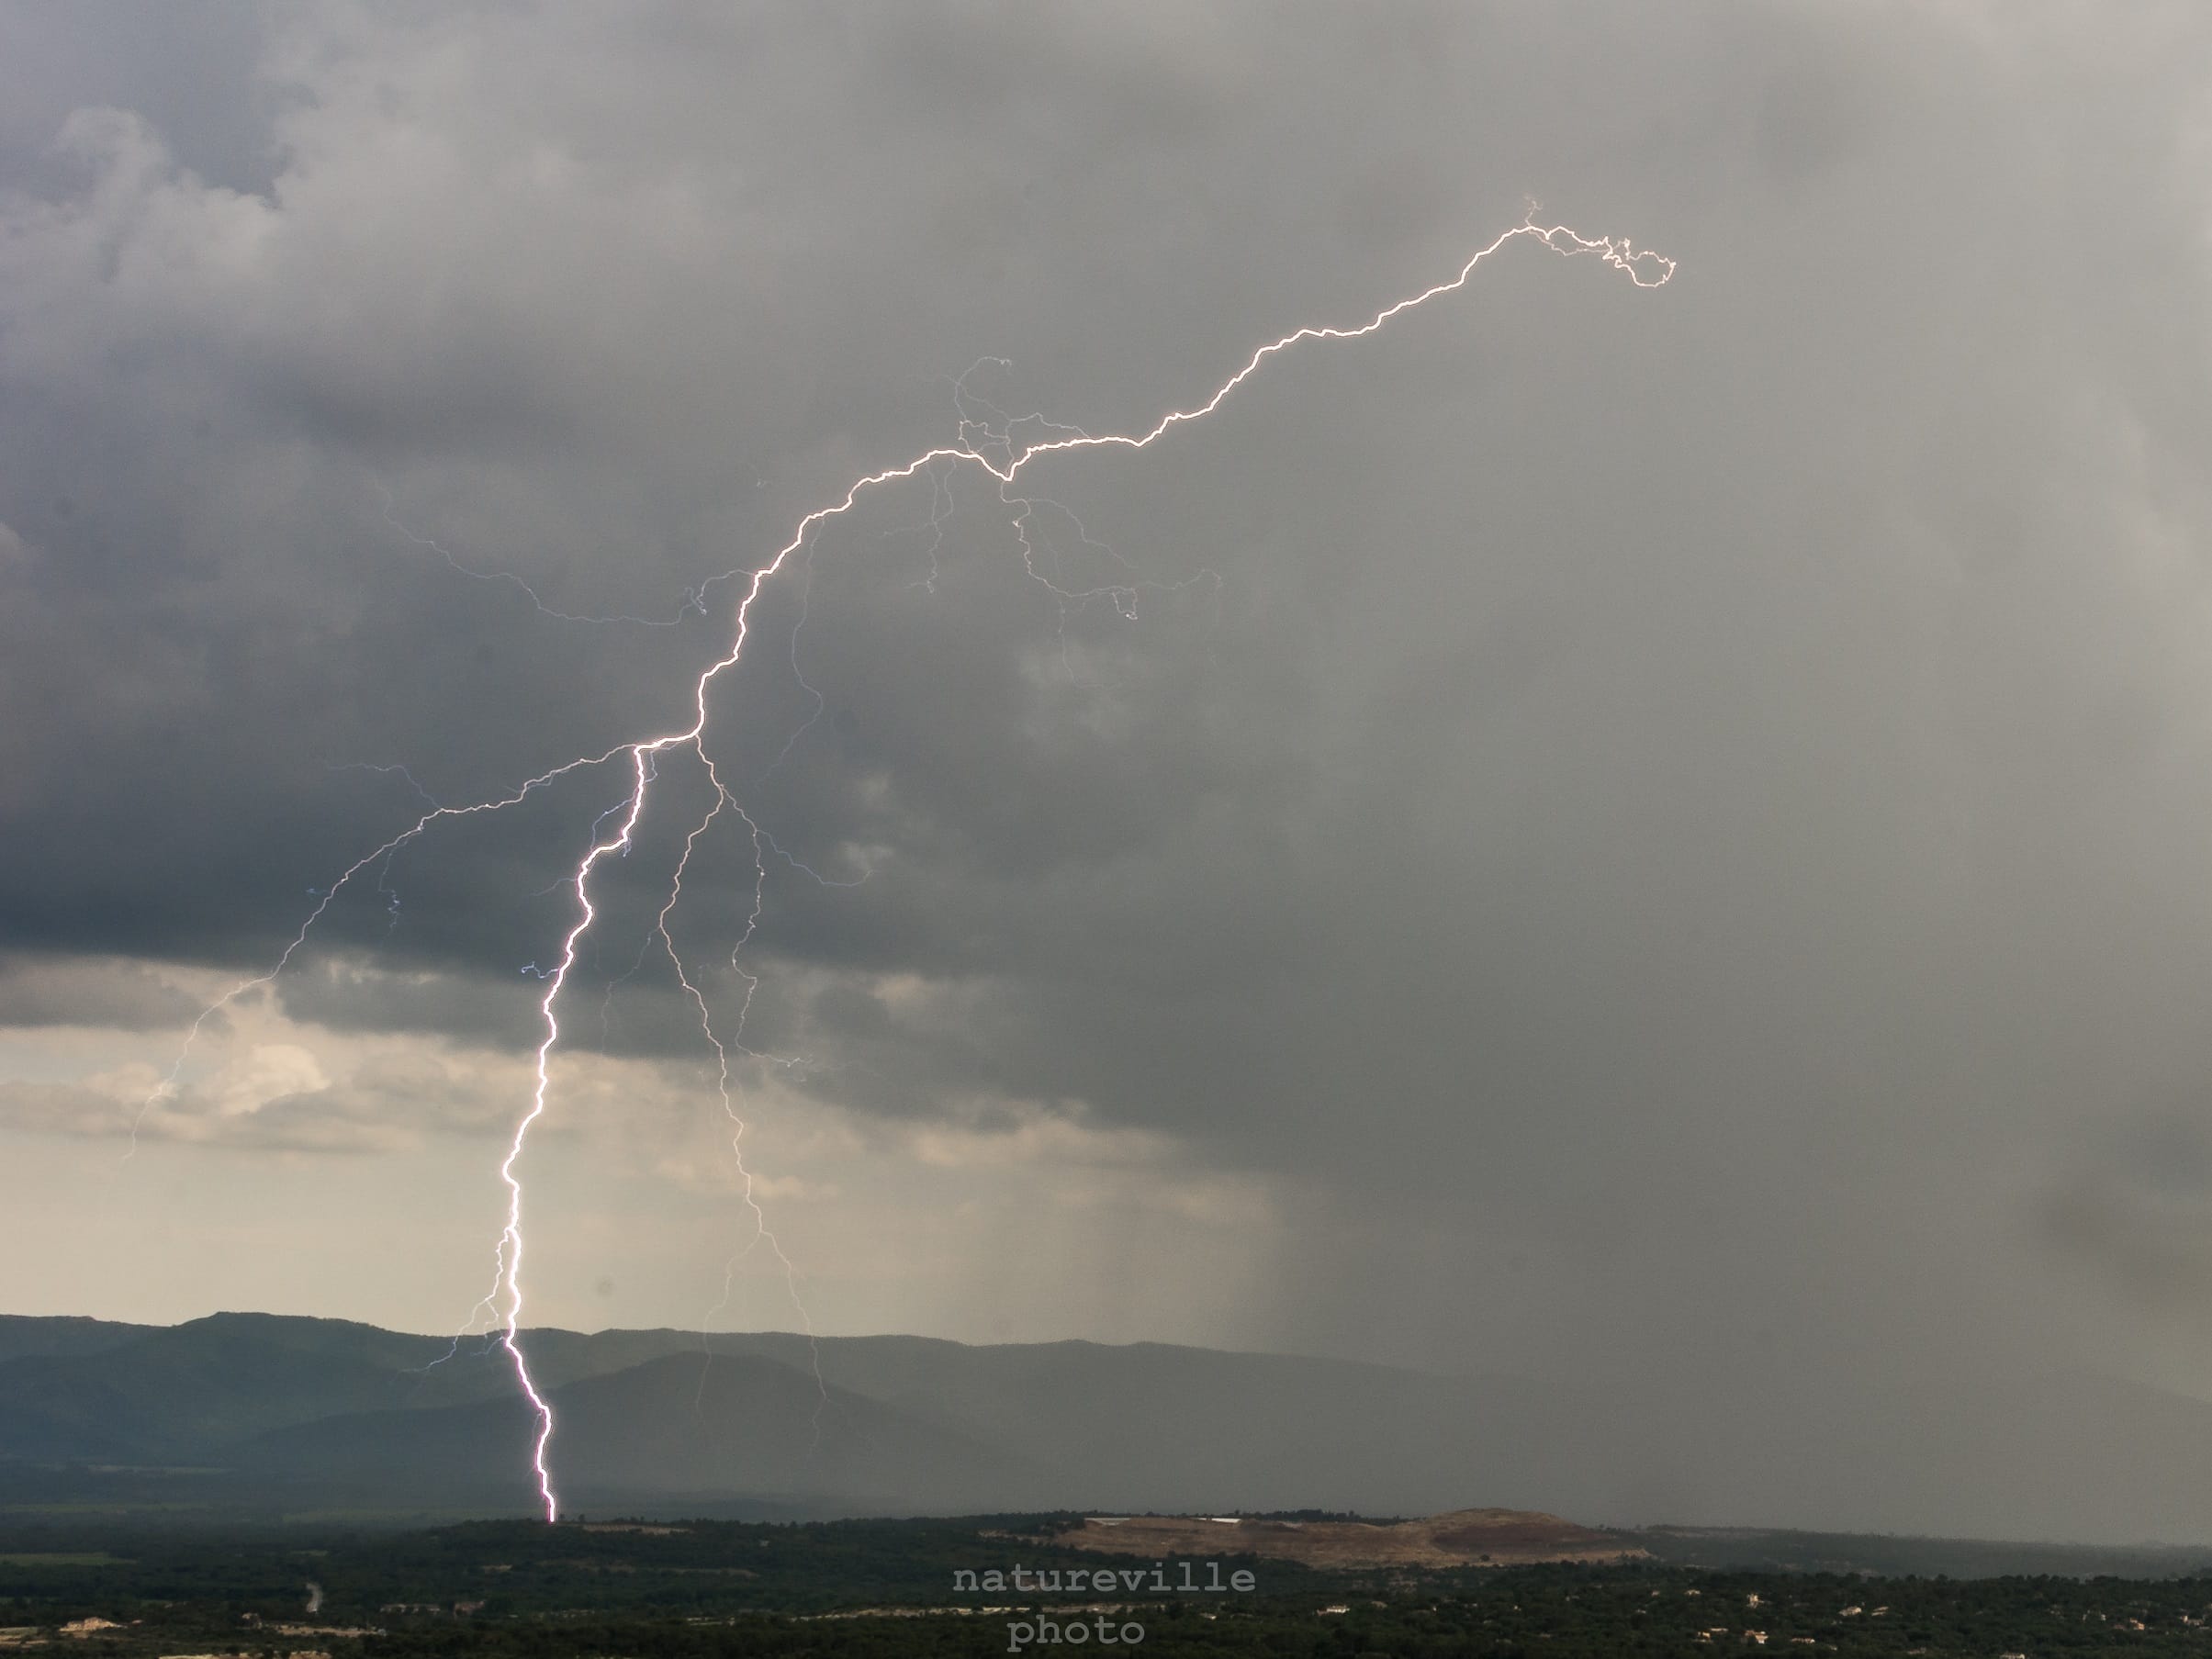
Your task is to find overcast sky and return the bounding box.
[7,0,2212,1534]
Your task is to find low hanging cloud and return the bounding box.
[0,953,211,1031]
[0,1038,530,1154]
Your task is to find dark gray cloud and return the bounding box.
[0,954,206,1029]
[6,0,2212,1537]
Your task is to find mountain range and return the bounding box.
[6,1311,2212,1547]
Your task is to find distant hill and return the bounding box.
[0,1313,1637,1519]
[0,1315,154,1368]
[0,1313,445,1463]
[241,1350,1042,1514]
[8,1311,2212,1548]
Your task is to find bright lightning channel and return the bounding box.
[144,216,1673,1523]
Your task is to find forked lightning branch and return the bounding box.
[143,215,1674,1521]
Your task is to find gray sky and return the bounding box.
[7,0,2212,1535]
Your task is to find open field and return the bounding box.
[1064,1508,1647,1569]
[0,1557,118,1569]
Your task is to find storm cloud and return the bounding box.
[6,1,2212,1538]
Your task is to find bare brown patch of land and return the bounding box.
[1061,1509,1645,1570]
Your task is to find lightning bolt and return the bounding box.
[145,215,1672,1522]
[376,481,711,626]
